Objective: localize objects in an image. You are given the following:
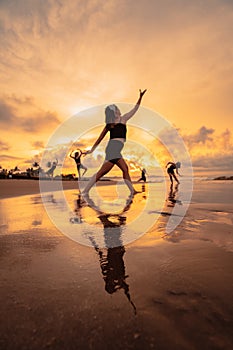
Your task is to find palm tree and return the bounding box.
[28,161,40,177]
[32,161,40,168]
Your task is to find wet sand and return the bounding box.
[0,180,233,349]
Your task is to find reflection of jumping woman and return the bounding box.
[86,194,137,314]
[83,89,147,196]
[70,149,87,178]
[166,161,181,184]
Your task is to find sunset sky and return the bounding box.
[0,0,233,176]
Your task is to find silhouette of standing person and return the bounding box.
[137,167,147,182]
[82,89,147,197]
[70,149,87,179]
[166,161,181,184]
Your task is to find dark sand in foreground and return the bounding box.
[0,180,232,349]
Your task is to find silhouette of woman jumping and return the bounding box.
[70,149,87,179]
[83,89,147,196]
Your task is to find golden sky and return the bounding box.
[0,0,233,175]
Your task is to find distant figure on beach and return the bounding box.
[46,159,58,178]
[82,89,147,197]
[137,167,147,183]
[70,149,87,179]
[166,161,181,184]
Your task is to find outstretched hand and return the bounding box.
[139,89,147,98]
[82,150,92,156]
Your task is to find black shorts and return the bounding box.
[77,163,86,170]
[105,140,124,164]
[167,169,175,175]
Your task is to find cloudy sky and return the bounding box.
[0,0,232,175]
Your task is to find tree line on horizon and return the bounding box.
[0,162,76,180]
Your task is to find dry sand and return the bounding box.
[0,179,114,200]
[0,179,232,349]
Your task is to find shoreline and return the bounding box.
[1,177,233,200]
[0,178,116,200]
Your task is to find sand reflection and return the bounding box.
[167,183,182,207]
[73,193,137,314]
[0,195,60,236]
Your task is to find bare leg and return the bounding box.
[116,158,137,195]
[82,161,114,194]
[77,167,81,179]
[172,173,180,184]
[82,166,87,176]
[168,173,173,184]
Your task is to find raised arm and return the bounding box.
[86,126,109,154]
[121,89,147,123]
[69,152,75,159]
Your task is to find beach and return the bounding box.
[0,179,233,349]
[0,179,117,200]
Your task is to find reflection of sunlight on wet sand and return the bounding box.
[1,181,233,251]
[64,182,149,225]
[129,229,165,247]
[0,195,62,236]
[158,198,233,252]
[195,211,233,226]
[0,181,192,249]
[45,182,166,248]
[0,194,64,236]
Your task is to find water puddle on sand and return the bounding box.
[0,194,60,236]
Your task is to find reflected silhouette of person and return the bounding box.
[166,161,181,184]
[167,183,182,207]
[86,195,137,314]
[70,194,84,224]
[140,184,147,201]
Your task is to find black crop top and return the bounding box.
[168,164,176,171]
[74,155,81,165]
[107,123,127,139]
